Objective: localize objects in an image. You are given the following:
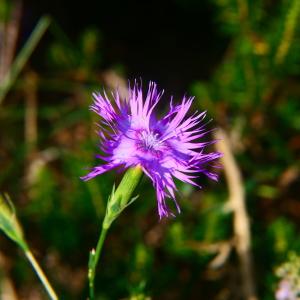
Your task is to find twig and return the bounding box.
[0,1,22,81]
[24,71,38,155]
[185,240,233,269]
[0,15,51,104]
[214,128,257,300]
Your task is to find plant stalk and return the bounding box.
[25,250,58,300]
[88,166,143,300]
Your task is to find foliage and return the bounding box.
[0,0,300,299]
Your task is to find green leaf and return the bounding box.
[0,194,27,250]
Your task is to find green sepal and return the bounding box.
[102,167,142,229]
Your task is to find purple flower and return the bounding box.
[82,81,222,218]
[276,280,299,300]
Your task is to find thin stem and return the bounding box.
[87,166,143,299]
[275,0,300,65]
[24,250,58,300]
[88,226,108,300]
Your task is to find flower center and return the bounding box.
[139,130,160,150]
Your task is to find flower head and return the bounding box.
[82,81,222,218]
[276,280,299,300]
[275,253,300,300]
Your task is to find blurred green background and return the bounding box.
[0,0,300,299]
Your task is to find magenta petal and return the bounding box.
[81,163,119,181]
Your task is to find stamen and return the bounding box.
[139,131,159,150]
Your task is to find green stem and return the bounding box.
[24,249,58,300]
[88,166,143,300]
[88,226,108,300]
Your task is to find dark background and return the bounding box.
[24,0,226,90]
